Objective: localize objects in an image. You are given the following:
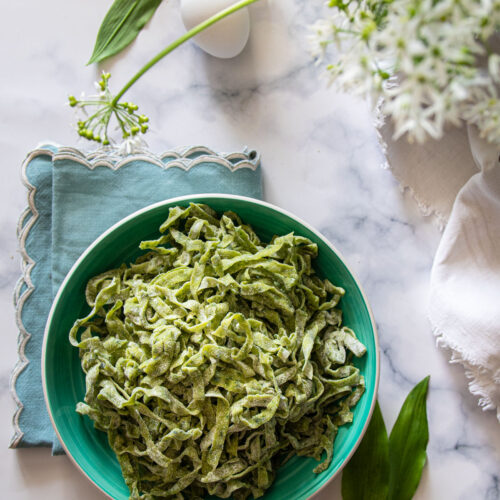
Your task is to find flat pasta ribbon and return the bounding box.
[70,203,366,500]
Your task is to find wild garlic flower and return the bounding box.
[311,0,500,144]
[117,135,148,156]
[68,72,149,146]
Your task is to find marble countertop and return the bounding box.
[1,0,498,498]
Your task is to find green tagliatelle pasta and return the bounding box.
[70,203,366,500]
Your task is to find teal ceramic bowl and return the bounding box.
[43,194,379,500]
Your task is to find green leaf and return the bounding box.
[388,376,430,500]
[341,401,390,500]
[88,0,163,65]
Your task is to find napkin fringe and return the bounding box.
[10,144,261,448]
[432,324,500,422]
[374,104,448,231]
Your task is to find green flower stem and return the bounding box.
[112,0,260,105]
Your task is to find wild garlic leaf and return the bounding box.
[341,400,390,500]
[388,376,430,500]
[88,0,163,65]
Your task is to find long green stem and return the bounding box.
[112,0,260,105]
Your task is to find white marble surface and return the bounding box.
[1,0,499,499]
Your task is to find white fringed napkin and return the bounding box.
[380,123,500,421]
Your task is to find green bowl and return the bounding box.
[43,194,379,500]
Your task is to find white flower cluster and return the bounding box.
[310,0,500,144]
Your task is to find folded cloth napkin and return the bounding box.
[429,129,500,421]
[11,144,263,454]
[380,124,500,421]
[378,122,478,228]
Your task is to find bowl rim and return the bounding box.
[42,193,380,500]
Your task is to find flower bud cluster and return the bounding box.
[68,72,150,145]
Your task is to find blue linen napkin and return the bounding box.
[11,144,262,454]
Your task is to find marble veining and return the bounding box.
[0,0,498,498]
